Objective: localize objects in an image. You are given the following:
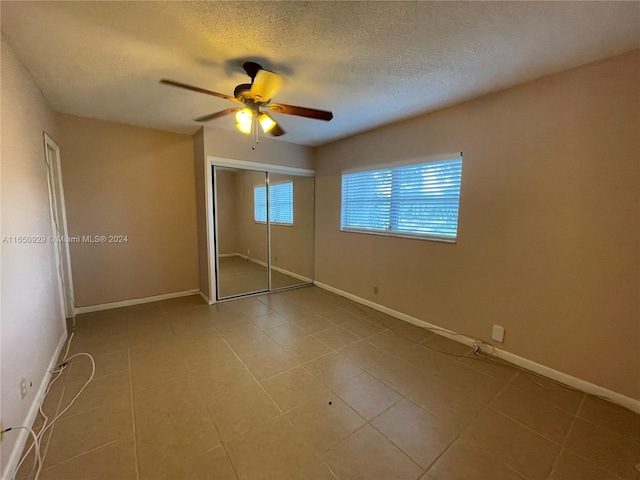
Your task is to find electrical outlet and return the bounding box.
[373,286,379,295]
[492,325,505,343]
[247,249,251,256]
[20,378,28,399]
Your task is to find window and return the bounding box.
[254,181,294,225]
[341,156,463,242]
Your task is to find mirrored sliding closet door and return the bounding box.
[213,165,314,301]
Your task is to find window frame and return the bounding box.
[254,181,294,226]
[340,154,463,244]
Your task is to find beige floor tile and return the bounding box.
[272,305,315,322]
[261,366,330,412]
[403,343,457,375]
[205,378,281,440]
[66,349,129,385]
[407,378,486,433]
[279,335,333,363]
[323,424,423,480]
[302,299,342,314]
[320,308,364,325]
[342,317,387,338]
[44,399,133,468]
[249,312,291,330]
[578,395,640,444]
[564,417,639,480]
[59,371,131,419]
[215,319,263,339]
[225,330,278,359]
[302,352,364,390]
[138,442,235,480]
[286,395,365,453]
[261,322,310,344]
[313,325,361,350]
[225,415,335,480]
[127,318,175,348]
[461,408,561,479]
[363,309,404,329]
[371,398,458,468]
[491,383,576,443]
[427,437,528,480]
[366,329,417,358]
[341,341,427,395]
[509,372,584,414]
[134,379,223,477]
[422,334,472,356]
[187,350,243,376]
[221,297,274,318]
[67,329,129,356]
[192,358,256,399]
[392,322,433,343]
[169,317,222,341]
[292,314,335,334]
[130,344,192,390]
[333,372,402,420]
[36,289,632,480]
[457,354,518,383]
[242,346,298,381]
[436,362,506,404]
[39,437,137,480]
[550,449,620,480]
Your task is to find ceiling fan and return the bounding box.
[160,62,333,137]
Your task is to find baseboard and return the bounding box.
[198,290,214,305]
[74,290,200,314]
[2,331,68,480]
[226,253,312,284]
[313,280,640,414]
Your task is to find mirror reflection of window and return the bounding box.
[253,182,293,225]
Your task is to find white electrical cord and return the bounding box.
[0,426,41,480]
[10,332,95,480]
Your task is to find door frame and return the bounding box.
[204,156,314,303]
[43,133,75,318]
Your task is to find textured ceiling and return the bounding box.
[2,1,639,146]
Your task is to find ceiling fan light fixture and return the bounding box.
[235,107,253,134]
[258,111,276,133]
[236,121,252,134]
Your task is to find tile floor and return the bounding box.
[16,286,640,480]
[217,256,306,298]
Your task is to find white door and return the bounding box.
[44,133,75,318]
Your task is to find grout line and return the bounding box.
[183,357,241,480]
[546,394,586,480]
[127,348,140,480]
[34,438,124,476]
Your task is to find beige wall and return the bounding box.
[314,50,640,400]
[55,114,198,306]
[0,36,66,476]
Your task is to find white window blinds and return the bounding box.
[341,156,463,241]
[254,182,294,225]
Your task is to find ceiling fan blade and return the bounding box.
[160,79,240,103]
[267,103,333,121]
[249,70,284,102]
[194,108,241,123]
[269,123,286,137]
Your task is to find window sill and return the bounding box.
[340,228,456,244]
